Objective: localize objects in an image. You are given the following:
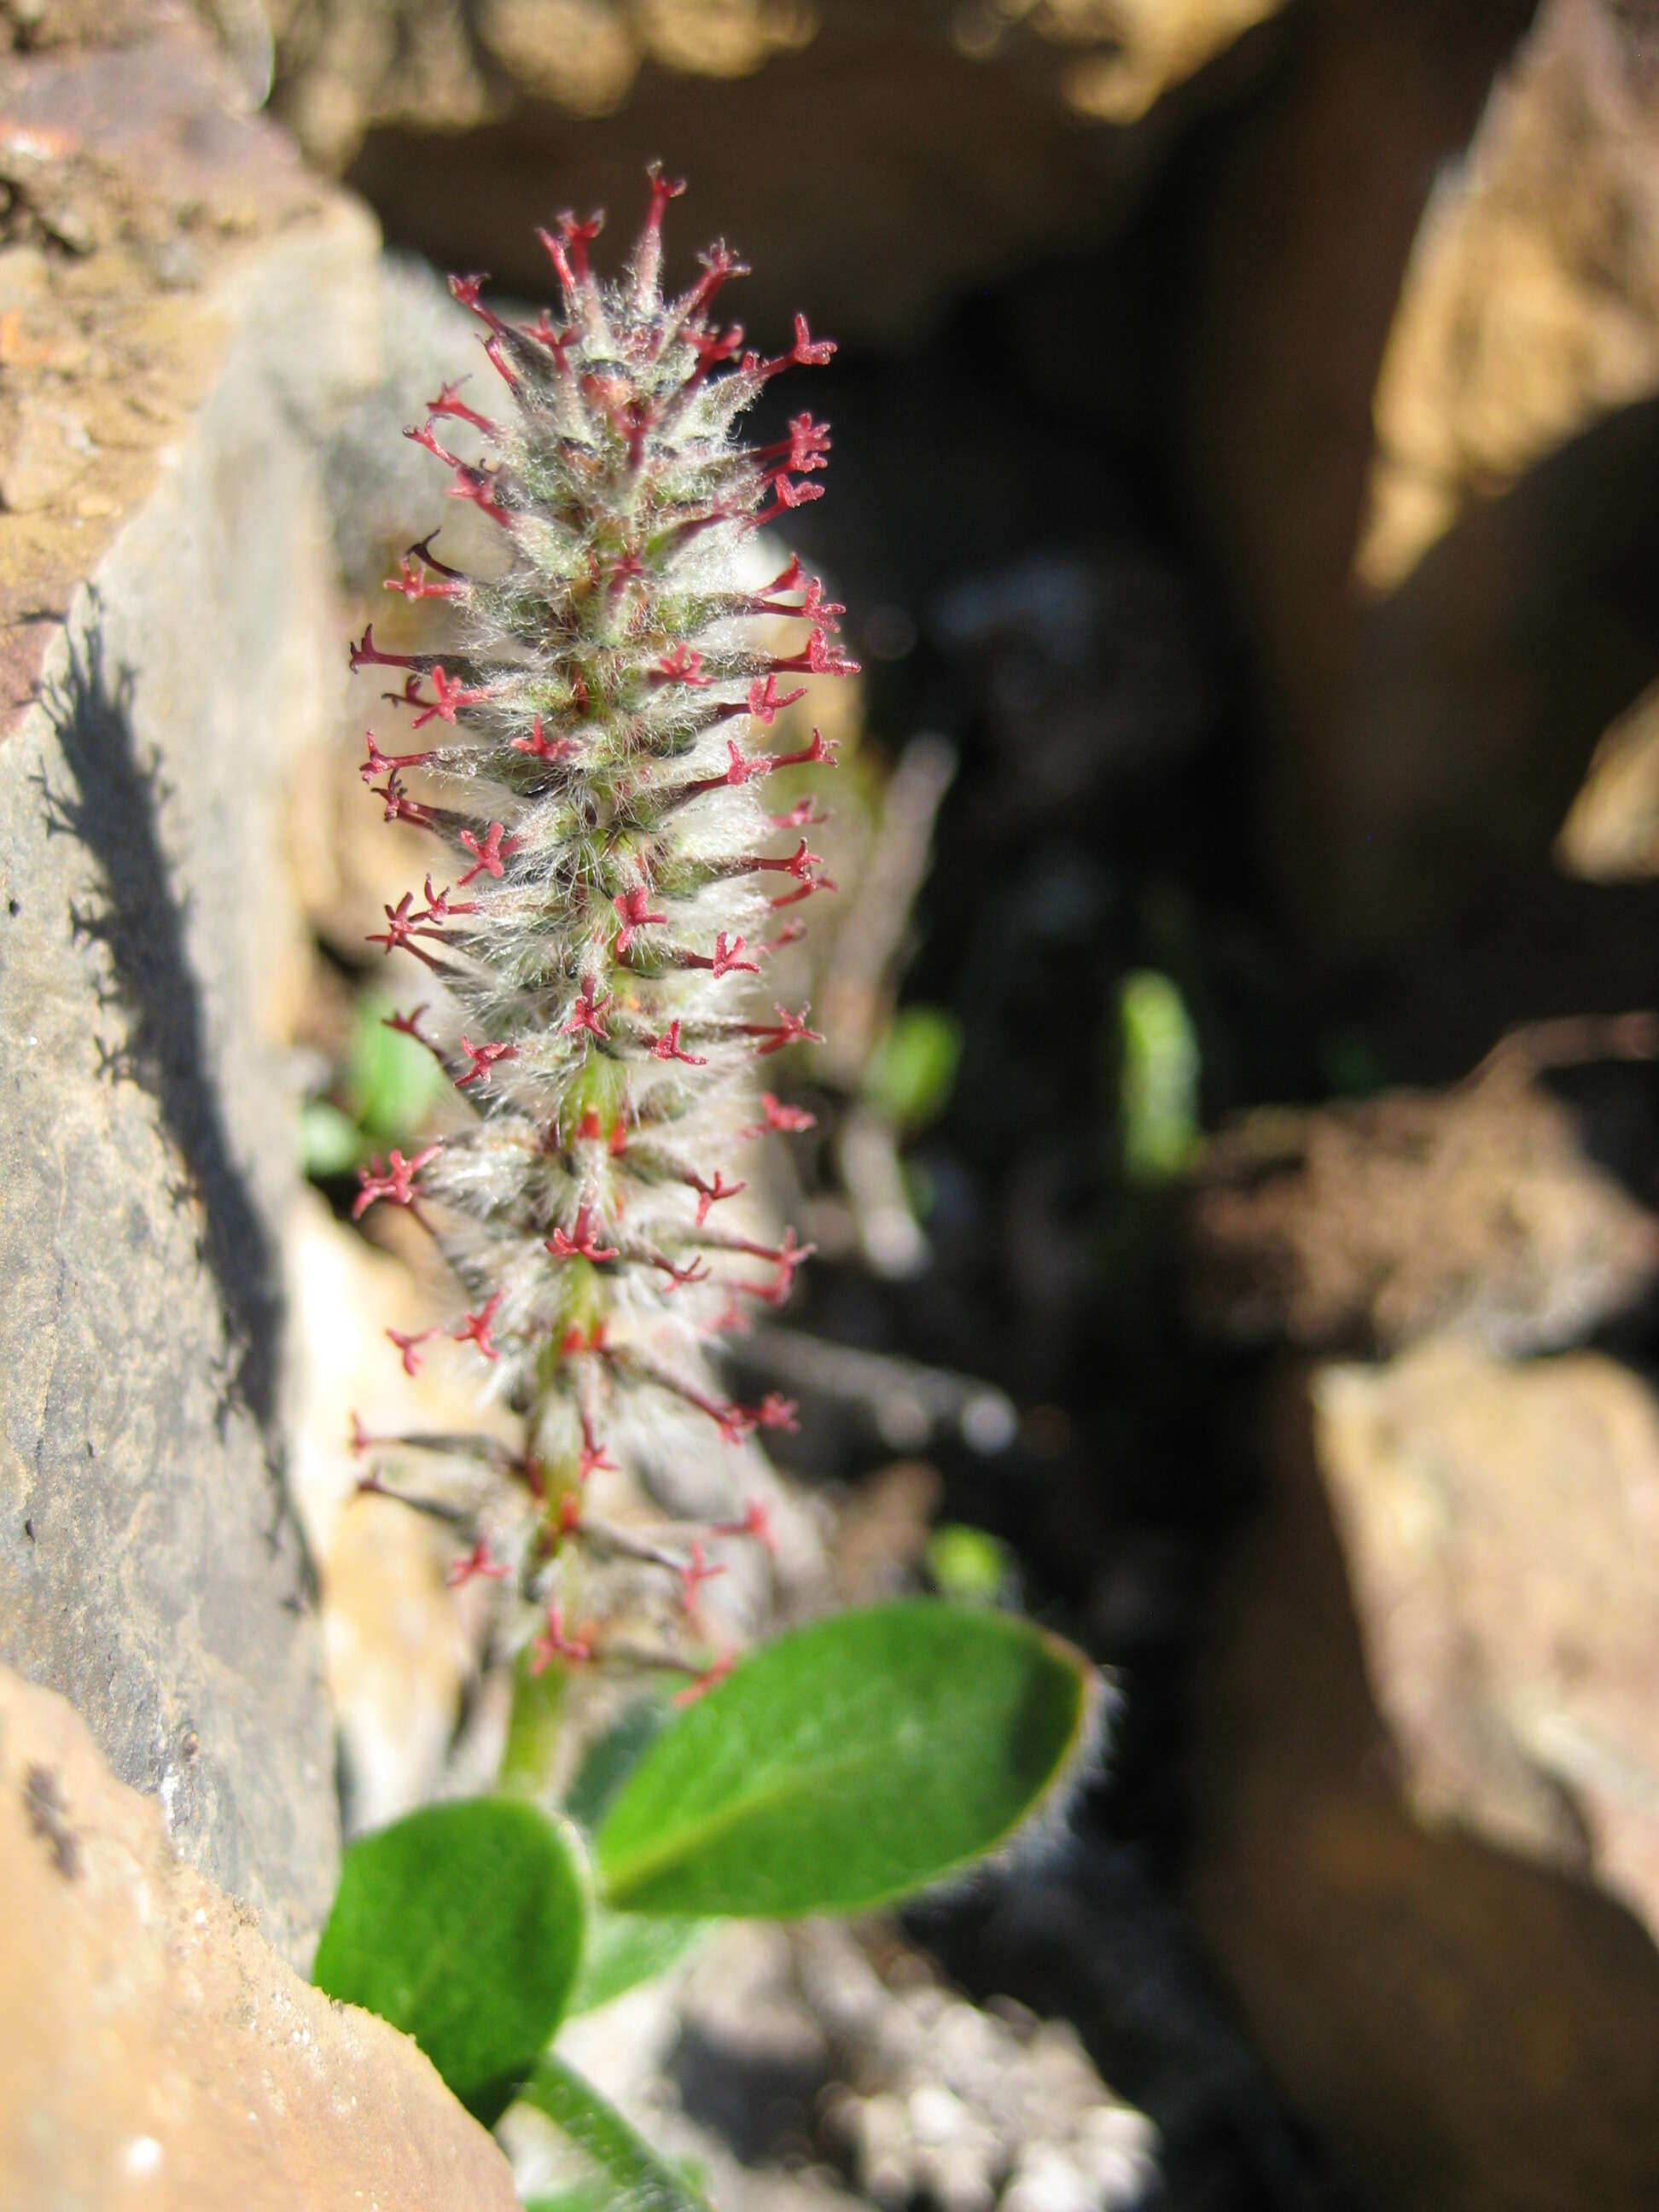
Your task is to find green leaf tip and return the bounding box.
[311,1796,586,2123]
[594,1599,1097,1919]
[518,2053,716,2212]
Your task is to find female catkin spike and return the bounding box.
[348,173,856,1697]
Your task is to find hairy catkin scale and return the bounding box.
[349,175,855,1693]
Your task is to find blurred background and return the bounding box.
[6,0,1659,2205]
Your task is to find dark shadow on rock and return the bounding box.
[1341,393,1659,942]
[32,606,285,1464]
[1169,1369,1659,2211]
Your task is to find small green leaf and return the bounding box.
[565,1907,705,2015]
[347,987,447,1144]
[863,1007,963,1132]
[518,2053,715,2212]
[1117,969,1201,1185]
[925,1522,1010,1604]
[595,1602,1094,1918]
[312,1797,586,2122]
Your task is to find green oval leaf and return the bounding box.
[518,2054,714,2212]
[594,1602,1095,1918]
[312,1796,586,2122]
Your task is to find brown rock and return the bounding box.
[1313,1338,1659,1931]
[0,1,344,726]
[1184,1072,1659,1354]
[1358,0,1659,595]
[1184,1368,1659,2210]
[266,0,1289,349]
[1172,0,1659,956]
[0,1663,519,2212]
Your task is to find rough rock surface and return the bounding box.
[0,1662,519,2212]
[0,2,381,1959]
[1312,1337,1659,1935]
[1184,1071,1659,1354]
[1185,1371,1659,2211]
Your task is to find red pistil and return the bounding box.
[538,210,605,294]
[427,377,498,436]
[353,1144,441,1221]
[457,821,519,885]
[359,731,435,785]
[650,1020,707,1066]
[548,1205,620,1264]
[613,882,667,953]
[770,628,859,678]
[757,412,833,472]
[349,623,439,675]
[456,1033,517,1089]
[740,1002,825,1057]
[386,1325,439,1377]
[562,979,612,1041]
[740,1091,817,1137]
[384,1004,440,1058]
[372,770,439,831]
[682,931,758,980]
[528,1604,593,1674]
[742,672,807,727]
[513,714,579,762]
[655,643,709,687]
[678,1538,725,1612]
[447,467,515,530]
[578,1414,618,1483]
[713,1499,776,1553]
[446,1539,509,1587]
[366,893,451,967]
[412,665,493,731]
[685,1168,746,1225]
[384,531,468,600]
[453,1293,503,1359]
[419,875,480,922]
[405,420,464,471]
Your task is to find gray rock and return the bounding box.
[0,9,382,1965]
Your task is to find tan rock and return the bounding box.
[285,1191,511,1831]
[1313,1338,1659,1930]
[1557,672,1659,879]
[1359,0,1659,594]
[1042,0,1288,125]
[0,1663,519,2212]
[0,3,361,724]
[1184,1073,1659,1354]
